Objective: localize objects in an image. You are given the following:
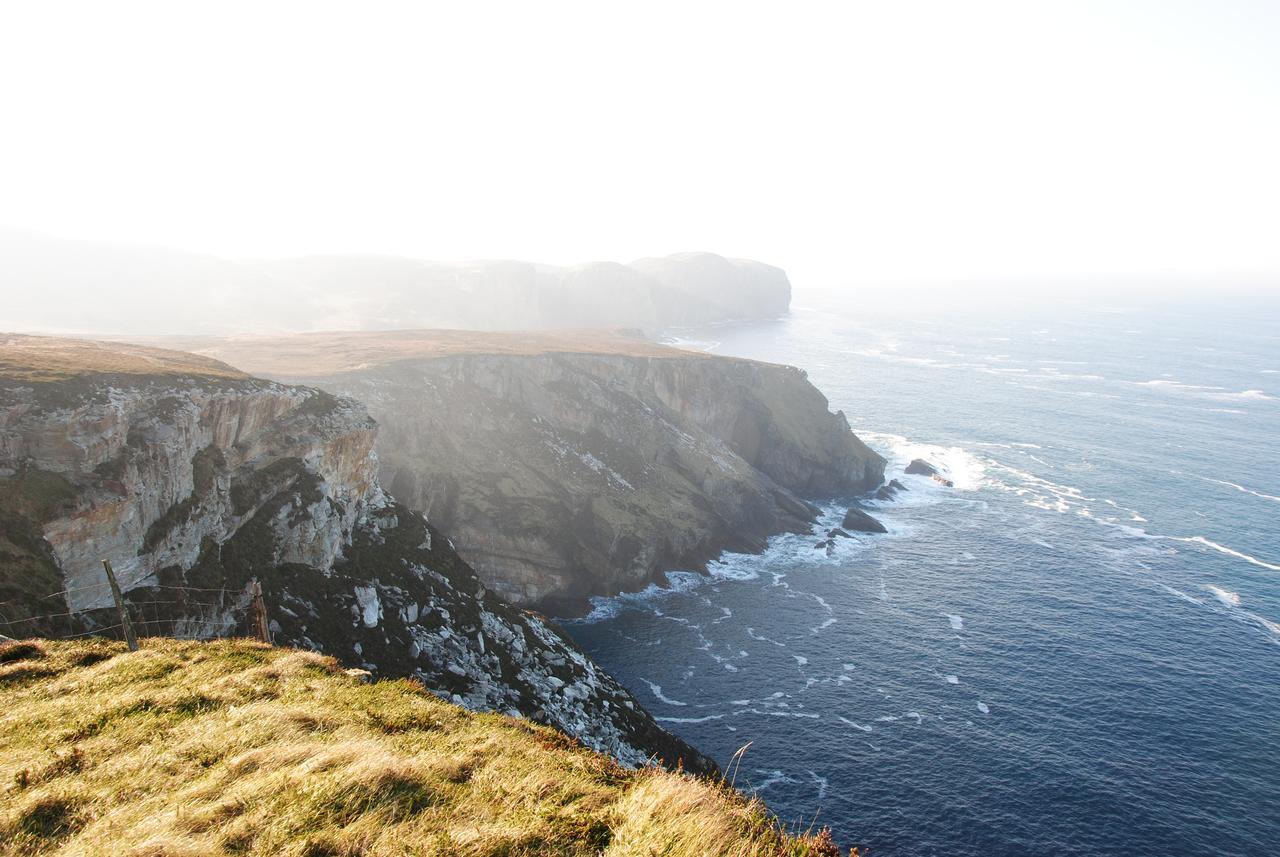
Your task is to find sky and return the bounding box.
[1,1,1278,292]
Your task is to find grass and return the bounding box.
[0,334,247,383]
[0,638,850,856]
[120,329,713,378]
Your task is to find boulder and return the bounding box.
[905,459,939,477]
[841,506,888,534]
[905,459,954,488]
[827,528,852,539]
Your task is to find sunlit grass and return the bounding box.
[0,638,847,856]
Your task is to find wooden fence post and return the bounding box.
[250,578,272,644]
[101,559,138,652]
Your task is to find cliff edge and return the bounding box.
[156,330,887,613]
[0,334,711,772]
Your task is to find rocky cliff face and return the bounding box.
[177,331,886,614]
[0,335,712,773]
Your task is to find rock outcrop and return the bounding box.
[0,334,712,772]
[841,506,887,534]
[155,330,887,613]
[905,458,954,487]
[874,478,908,501]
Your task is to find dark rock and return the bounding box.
[841,506,887,534]
[814,539,832,550]
[906,460,954,488]
[873,479,908,501]
[827,528,852,539]
[905,459,939,477]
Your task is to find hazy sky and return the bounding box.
[1,1,1278,289]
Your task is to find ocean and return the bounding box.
[565,294,1280,856]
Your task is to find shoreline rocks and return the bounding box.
[841,505,888,534]
[905,458,954,488]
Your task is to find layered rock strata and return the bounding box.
[0,335,712,772]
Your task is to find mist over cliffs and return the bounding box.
[0,228,789,336]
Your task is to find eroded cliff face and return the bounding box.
[0,341,713,773]
[268,349,885,613]
[1,378,377,611]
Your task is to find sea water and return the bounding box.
[565,294,1280,856]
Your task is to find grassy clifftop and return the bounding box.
[0,334,248,384]
[128,328,706,378]
[0,638,846,857]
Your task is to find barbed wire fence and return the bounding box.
[0,560,272,649]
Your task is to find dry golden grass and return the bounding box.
[0,335,247,383]
[123,329,708,378]
[0,638,848,857]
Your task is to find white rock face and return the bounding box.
[353,585,381,628]
[0,379,380,610]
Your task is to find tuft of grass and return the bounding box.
[0,638,852,856]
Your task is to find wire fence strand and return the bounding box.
[0,579,266,644]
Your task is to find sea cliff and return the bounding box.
[0,334,711,772]
[159,330,887,613]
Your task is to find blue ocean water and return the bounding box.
[566,295,1280,857]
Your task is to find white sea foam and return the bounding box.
[747,627,787,648]
[740,708,821,719]
[1206,585,1242,608]
[906,711,923,724]
[639,678,688,706]
[945,674,959,684]
[793,655,809,666]
[945,614,964,630]
[1248,613,1280,637]
[838,716,873,732]
[977,701,990,714]
[1160,584,1204,606]
[860,430,987,493]
[1172,536,1280,571]
[656,714,724,724]
[747,769,798,794]
[1135,379,1274,401]
[807,770,829,801]
[1197,476,1280,504]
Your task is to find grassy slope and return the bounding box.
[123,329,710,378]
[0,334,247,383]
[0,639,846,857]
